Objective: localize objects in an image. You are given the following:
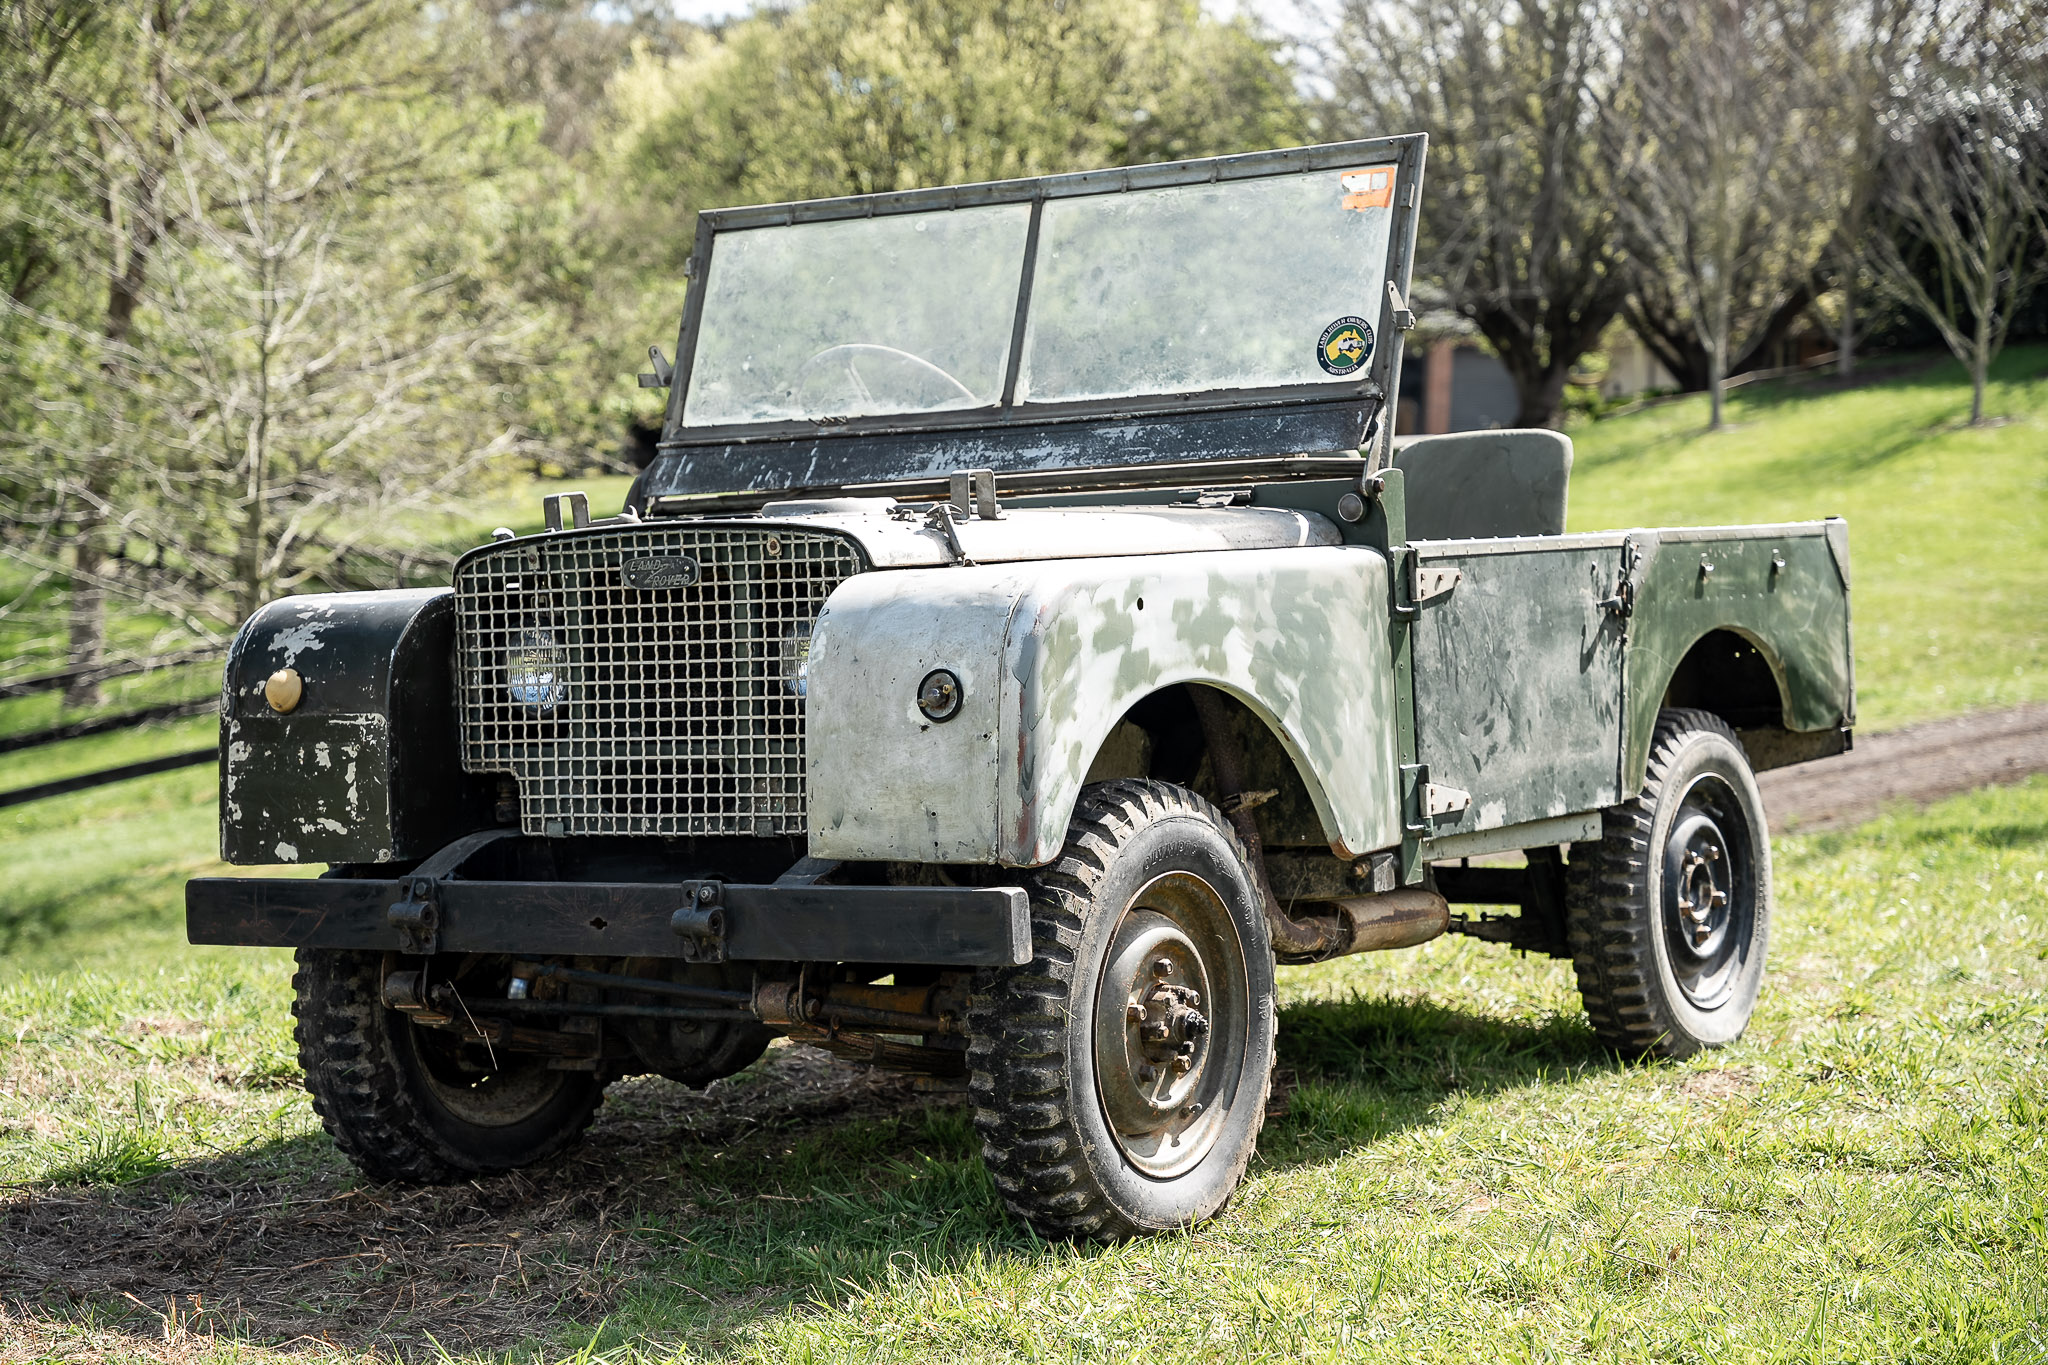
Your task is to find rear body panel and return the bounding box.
[1407,519,1852,855]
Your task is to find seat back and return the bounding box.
[1391,429,1573,540]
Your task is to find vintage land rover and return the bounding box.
[188,136,1854,1240]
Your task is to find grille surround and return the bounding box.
[455,523,865,838]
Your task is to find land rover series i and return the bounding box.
[188,135,1854,1240]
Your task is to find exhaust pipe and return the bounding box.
[1329,888,1449,954]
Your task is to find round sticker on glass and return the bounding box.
[1317,316,1375,376]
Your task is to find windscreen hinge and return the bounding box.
[638,345,674,389]
[1386,280,1417,332]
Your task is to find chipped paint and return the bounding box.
[269,616,332,669]
[217,587,484,866]
[807,547,1402,866]
[275,841,299,861]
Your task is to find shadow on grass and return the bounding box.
[1263,993,1609,1166]
[0,875,134,954]
[0,995,1616,1360]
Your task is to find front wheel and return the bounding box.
[292,949,606,1183]
[968,779,1276,1240]
[1567,708,1772,1058]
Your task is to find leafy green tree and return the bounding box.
[0,1,543,681]
[584,0,1307,420]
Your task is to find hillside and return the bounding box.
[1565,346,2048,730]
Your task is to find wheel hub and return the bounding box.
[1659,778,1755,1011]
[1092,872,1245,1178]
[1675,834,1729,948]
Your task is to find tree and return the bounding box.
[0,2,538,675]
[0,0,100,310]
[1866,1,2047,425]
[606,0,1305,293]
[0,1,445,701]
[1608,0,1858,428]
[1815,0,1924,379]
[1326,0,1634,430]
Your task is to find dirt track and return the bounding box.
[1758,702,2048,832]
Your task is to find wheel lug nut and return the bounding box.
[1182,1101,1204,1118]
[1136,1063,1157,1082]
[1172,1055,1194,1075]
[1125,1002,1146,1023]
[1150,957,1173,979]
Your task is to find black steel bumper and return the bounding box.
[185,874,1032,967]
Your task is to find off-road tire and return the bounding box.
[1567,708,1772,1059]
[291,948,605,1183]
[968,779,1277,1241]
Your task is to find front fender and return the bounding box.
[805,547,1401,866]
[220,588,493,865]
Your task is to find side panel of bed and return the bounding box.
[1406,521,1852,855]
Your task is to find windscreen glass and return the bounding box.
[1016,168,1397,403]
[681,204,1030,427]
[678,161,1400,428]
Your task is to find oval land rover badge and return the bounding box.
[623,554,701,590]
[1317,316,1374,376]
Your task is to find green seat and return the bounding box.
[1392,429,1573,540]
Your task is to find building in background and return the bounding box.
[1395,336,1519,434]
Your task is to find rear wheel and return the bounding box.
[969,779,1276,1240]
[292,949,605,1183]
[1567,708,1772,1058]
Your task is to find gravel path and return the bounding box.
[1759,702,2048,833]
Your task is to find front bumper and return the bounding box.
[186,874,1031,967]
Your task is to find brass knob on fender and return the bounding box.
[264,668,303,713]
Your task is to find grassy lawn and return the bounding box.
[0,351,2043,1361]
[1566,346,2048,731]
[2,779,2043,1361]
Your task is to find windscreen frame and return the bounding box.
[651,135,1426,501]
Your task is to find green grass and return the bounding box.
[1566,347,2048,730]
[1,780,2042,1362]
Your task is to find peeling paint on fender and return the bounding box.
[806,546,1401,866]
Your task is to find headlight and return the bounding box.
[781,622,812,698]
[505,626,565,709]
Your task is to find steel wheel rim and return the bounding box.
[1092,870,1249,1178]
[1660,772,1757,1011]
[407,1024,566,1127]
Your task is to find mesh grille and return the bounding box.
[455,524,865,838]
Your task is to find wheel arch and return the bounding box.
[1071,681,1336,857]
[806,548,1404,868]
[1624,622,1843,791]
[1659,626,1791,730]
